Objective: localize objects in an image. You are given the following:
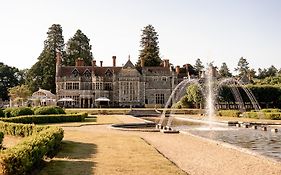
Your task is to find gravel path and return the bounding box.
[64,124,281,175]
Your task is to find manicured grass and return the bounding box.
[39,129,186,175]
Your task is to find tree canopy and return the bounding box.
[0,62,21,100]
[8,84,31,106]
[26,24,64,93]
[235,57,250,76]
[64,29,93,66]
[136,25,161,67]
[219,62,232,77]
[194,58,204,74]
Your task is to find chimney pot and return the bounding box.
[112,56,116,67]
[100,61,103,67]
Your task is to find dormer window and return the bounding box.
[72,69,79,77]
[105,69,113,77]
[84,69,91,78]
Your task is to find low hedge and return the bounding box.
[0,113,87,124]
[0,126,64,175]
[243,111,281,120]
[3,107,34,118]
[0,121,47,137]
[34,106,65,115]
[217,110,242,118]
[261,108,281,113]
[264,113,281,120]
[243,112,259,119]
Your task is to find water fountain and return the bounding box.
[158,64,263,132]
[155,65,281,161]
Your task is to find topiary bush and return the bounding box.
[34,106,65,115]
[3,108,13,118]
[4,107,34,117]
[11,107,34,117]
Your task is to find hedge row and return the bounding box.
[217,110,242,118]
[0,121,47,137]
[33,106,65,115]
[244,112,281,120]
[260,108,281,113]
[0,126,64,175]
[2,106,66,118]
[0,113,87,124]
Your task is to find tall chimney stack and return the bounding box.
[92,60,96,67]
[75,58,84,67]
[176,66,180,74]
[100,61,103,67]
[163,59,169,68]
[112,56,116,67]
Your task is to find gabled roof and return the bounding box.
[123,59,135,69]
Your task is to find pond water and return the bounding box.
[143,117,281,161]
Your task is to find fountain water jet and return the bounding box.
[158,65,264,132]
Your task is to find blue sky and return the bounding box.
[0,0,280,73]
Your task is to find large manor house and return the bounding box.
[55,52,192,108]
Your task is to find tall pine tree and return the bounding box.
[194,58,204,74]
[64,29,93,66]
[26,24,64,93]
[219,62,232,77]
[235,57,250,76]
[136,25,161,67]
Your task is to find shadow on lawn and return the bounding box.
[38,140,97,175]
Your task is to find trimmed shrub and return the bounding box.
[3,108,13,118]
[4,107,34,117]
[0,121,48,137]
[261,108,281,113]
[243,112,259,119]
[11,107,34,117]
[217,110,241,117]
[265,113,281,120]
[34,106,65,115]
[0,127,64,175]
[244,111,281,120]
[0,108,4,117]
[0,113,87,124]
